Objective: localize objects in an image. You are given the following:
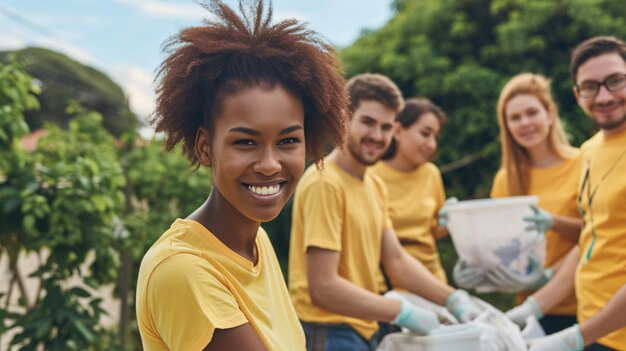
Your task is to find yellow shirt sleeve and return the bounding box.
[300,177,344,251]
[146,253,247,351]
[490,168,508,198]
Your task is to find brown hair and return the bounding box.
[382,98,447,160]
[345,73,404,114]
[570,36,626,83]
[152,0,348,166]
[496,73,577,195]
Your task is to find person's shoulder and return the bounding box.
[580,131,603,152]
[298,161,345,191]
[423,162,442,176]
[367,170,389,198]
[562,147,582,167]
[493,167,507,181]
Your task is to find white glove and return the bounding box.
[391,300,440,335]
[485,258,553,293]
[384,290,458,325]
[445,290,481,323]
[452,260,485,290]
[523,204,553,234]
[528,324,584,351]
[505,296,543,328]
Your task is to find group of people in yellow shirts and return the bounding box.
[133,1,626,350]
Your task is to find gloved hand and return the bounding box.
[528,324,584,351]
[523,204,553,234]
[438,197,458,227]
[505,296,543,328]
[445,289,482,323]
[384,290,458,325]
[485,258,553,293]
[452,260,485,290]
[391,300,440,335]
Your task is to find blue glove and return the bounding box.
[505,296,544,328]
[528,324,584,351]
[485,257,553,293]
[523,204,552,234]
[445,290,482,323]
[438,197,458,227]
[452,260,485,290]
[391,300,440,335]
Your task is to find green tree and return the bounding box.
[1,59,126,349]
[341,0,626,198]
[0,48,138,137]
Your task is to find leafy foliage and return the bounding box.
[0,48,138,137]
[0,59,211,349]
[341,0,626,199]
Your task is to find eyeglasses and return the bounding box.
[575,73,626,98]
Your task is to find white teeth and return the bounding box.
[247,184,280,196]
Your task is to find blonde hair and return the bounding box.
[496,73,576,195]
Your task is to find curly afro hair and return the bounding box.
[152,0,348,166]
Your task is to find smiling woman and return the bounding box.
[134,1,348,350]
[480,73,583,335]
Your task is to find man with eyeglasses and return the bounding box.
[524,36,626,351]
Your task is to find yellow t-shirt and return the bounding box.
[371,161,447,283]
[491,154,581,316]
[288,160,393,340]
[577,128,626,350]
[136,219,305,351]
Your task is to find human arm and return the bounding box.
[306,246,439,333]
[524,205,582,241]
[529,284,626,350]
[380,228,481,322]
[204,325,268,351]
[505,246,578,327]
[547,213,583,242]
[432,225,448,240]
[306,246,402,321]
[579,282,626,344]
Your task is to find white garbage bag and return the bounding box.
[377,291,526,351]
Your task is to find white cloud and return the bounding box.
[115,0,202,19]
[38,35,94,63]
[115,0,306,23]
[28,14,106,28]
[0,26,28,50]
[110,64,156,122]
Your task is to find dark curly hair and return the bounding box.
[152,0,348,166]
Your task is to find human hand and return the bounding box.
[527,324,583,351]
[445,290,482,323]
[485,258,553,293]
[391,300,440,335]
[452,260,485,290]
[438,197,458,227]
[505,296,543,328]
[523,204,552,234]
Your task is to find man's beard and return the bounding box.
[591,99,626,130]
[594,112,626,130]
[346,136,384,166]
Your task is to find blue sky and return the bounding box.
[0,0,393,132]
